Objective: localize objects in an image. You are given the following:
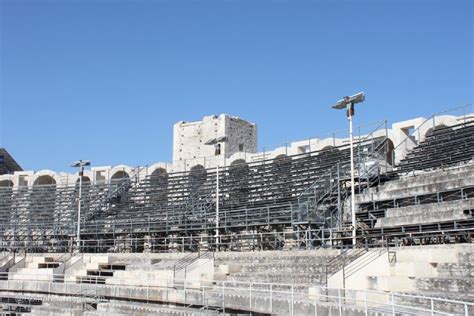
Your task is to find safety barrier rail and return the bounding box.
[0,224,473,253]
[0,272,471,315]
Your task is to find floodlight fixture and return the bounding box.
[331,92,365,110]
[71,160,91,168]
[204,136,228,146]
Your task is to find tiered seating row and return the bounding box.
[0,137,385,240]
[397,122,474,174]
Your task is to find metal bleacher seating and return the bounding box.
[396,121,474,174]
[349,121,474,247]
[0,136,387,252]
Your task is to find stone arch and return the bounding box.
[385,138,395,166]
[32,171,61,187]
[230,159,248,167]
[0,180,14,225]
[418,115,458,143]
[319,145,337,153]
[32,175,57,223]
[318,145,344,163]
[0,180,14,187]
[149,168,169,209]
[273,154,292,166]
[75,176,91,184]
[189,164,207,192]
[111,170,130,181]
[75,176,91,197]
[227,159,250,207]
[425,124,449,138]
[34,175,56,186]
[151,167,168,181]
[272,154,293,200]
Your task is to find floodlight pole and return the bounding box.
[71,160,90,252]
[205,136,227,251]
[216,160,220,249]
[331,92,365,247]
[77,171,83,250]
[347,104,357,247]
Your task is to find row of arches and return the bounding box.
[0,137,399,226]
[143,154,298,209]
[0,169,132,188]
[0,138,401,190]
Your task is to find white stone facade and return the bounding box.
[1,112,472,188]
[172,114,257,161]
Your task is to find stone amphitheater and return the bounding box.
[0,107,473,315]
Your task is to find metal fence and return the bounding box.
[0,272,471,315]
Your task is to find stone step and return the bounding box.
[215,255,336,265]
[31,305,83,316]
[383,198,474,219]
[416,277,474,294]
[370,164,474,192]
[239,263,327,274]
[93,301,205,316]
[436,263,473,278]
[358,175,474,204]
[458,251,474,263]
[229,272,325,285]
[376,208,472,228]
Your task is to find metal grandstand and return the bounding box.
[0,104,473,253]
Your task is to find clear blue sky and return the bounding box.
[1,0,472,172]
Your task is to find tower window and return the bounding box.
[239,144,244,152]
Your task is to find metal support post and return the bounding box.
[216,163,220,250]
[249,283,252,311]
[184,279,187,305]
[314,287,318,316]
[337,163,341,227]
[338,288,342,316]
[348,104,357,246]
[270,284,273,313]
[202,283,206,306]
[391,293,395,315]
[291,285,294,316]
[222,282,225,312]
[364,290,368,316]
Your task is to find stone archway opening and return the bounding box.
[34,175,56,186]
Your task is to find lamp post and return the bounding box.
[216,155,220,248]
[71,160,91,252]
[331,92,365,246]
[205,136,227,250]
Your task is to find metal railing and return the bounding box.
[0,272,471,315]
[296,120,389,228]
[0,223,472,254]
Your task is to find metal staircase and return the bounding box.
[296,128,391,237]
[82,166,142,223]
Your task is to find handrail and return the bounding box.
[8,255,26,273]
[1,223,472,254]
[83,165,143,223]
[0,271,471,315]
[297,120,388,201]
[296,120,389,227]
